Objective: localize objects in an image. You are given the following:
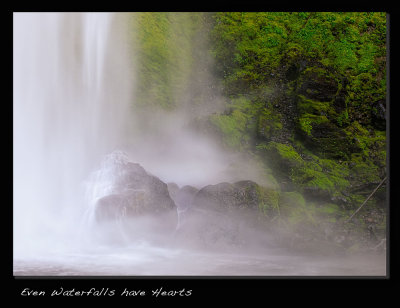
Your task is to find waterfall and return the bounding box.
[12,13,387,277]
[13,13,134,257]
[13,13,263,257]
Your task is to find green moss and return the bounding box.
[265,173,279,188]
[292,166,335,192]
[298,114,330,136]
[290,157,350,197]
[345,73,386,126]
[330,37,358,71]
[256,185,281,217]
[319,158,350,178]
[212,11,386,101]
[279,191,306,209]
[210,12,386,209]
[349,154,381,184]
[258,142,304,168]
[210,111,248,149]
[358,42,378,73]
[133,12,208,110]
[301,66,338,84]
[273,143,303,164]
[257,107,283,139]
[258,140,354,201]
[316,203,346,222]
[278,192,318,226]
[297,94,333,115]
[209,96,259,150]
[336,110,350,127]
[127,11,387,228]
[343,122,386,180]
[299,117,313,136]
[318,203,341,214]
[296,91,343,140]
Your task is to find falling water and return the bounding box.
[13,12,134,257]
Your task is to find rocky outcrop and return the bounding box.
[192,180,262,213]
[168,184,198,211]
[173,180,277,250]
[91,152,177,233]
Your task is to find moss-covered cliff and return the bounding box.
[127,12,387,252]
[209,12,387,213]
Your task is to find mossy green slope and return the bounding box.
[210,12,387,209]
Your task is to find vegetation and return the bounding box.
[210,12,387,211]
[131,12,216,113]
[129,12,387,251]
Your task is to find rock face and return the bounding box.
[192,181,261,213]
[91,152,177,234]
[166,182,180,200]
[174,180,274,250]
[88,153,275,249]
[174,185,199,210]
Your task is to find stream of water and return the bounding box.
[13,244,385,276]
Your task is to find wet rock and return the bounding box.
[174,185,198,210]
[297,68,338,102]
[167,182,180,200]
[285,63,300,81]
[192,180,262,213]
[300,186,330,202]
[173,180,274,250]
[92,152,177,231]
[371,99,386,130]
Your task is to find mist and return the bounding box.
[13,12,135,256]
[13,12,386,276]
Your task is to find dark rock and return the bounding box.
[174,185,198,210]
[332,90,347,113]
[167,182,180,200]
[285,63,300,81]
[300,121,351,159]
[169,185,199,232]
[192,180,261,213]
[298,68,338,102]
[302,186,332,201]
[173,180,274,250]
[349,181,382,194]
[92,152,177,231]
[371,99,386,130]
[96,194,129,222]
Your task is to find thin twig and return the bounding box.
[346,176,387,223]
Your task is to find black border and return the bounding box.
[9,5,399,302]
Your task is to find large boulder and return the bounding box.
[167,183,199,209]
[192,181,261,213]
[90,151,177,235]
[166,182,180,201]
[173,180,276,250]
[173,185,198,210]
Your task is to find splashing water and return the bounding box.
[83,151,131,222]
[13,12,134,257]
